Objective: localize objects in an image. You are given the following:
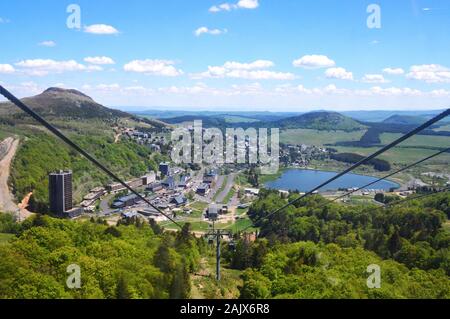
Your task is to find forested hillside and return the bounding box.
[10,130,161,213]
[239,242,449,298]
[0,214,203,299]
[223,191,450,299]
[0,190,449,299]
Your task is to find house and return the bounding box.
[170,195,187,207]
[63,207,84,219]
[149,144,161,152]
[138,208,161,217]
[178,174,192,188]
[162,176,176,189]
[121,211,140,219]
[203,170,219,184]
[245,188,260,196]
[206,204,228,220]
[197,184,210,196]
[159,162,171,176]
[142,172,156,186]
[146,183,163,193]
[206,204,220,220]
[112,194,140,209]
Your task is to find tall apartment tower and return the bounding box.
[49,170,73,216]
[159,162,171,177]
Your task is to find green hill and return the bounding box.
[0,87,129,119]
[383,115,426,126]
[274,111,366,131]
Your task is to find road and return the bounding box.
[99,194,115,215]
[0,138,23,214]
[215,173,236,204]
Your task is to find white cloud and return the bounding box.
[274,84,434,98]
[237,0,259,9]
[159,83,212,95]
[68,81,450,111]
[0,64,15,74]
[209,0,259,12]
[194,27,227,37]
[84,24,119,35]
[430,89,450,97]
[84,56,115,65]
[224,60,274,70]
[227,70,296,80]
[383,67,405,75]
[0,17,10,24]
[38,40,56,47]
[195,60,295,80]
[14,59,102,76]
[406,64,450,83]
[293,55,335,69]
[362,74,389,83]
[96,83,121,91]
[123,59,183,77]
[325,67,353,80]
[369,86,422,96]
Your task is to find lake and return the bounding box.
[265,169,400,192]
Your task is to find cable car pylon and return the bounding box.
[206,220,234,281]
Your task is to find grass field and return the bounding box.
[380,133,450,149]
[225,217,258,233]
[0,233,14,246]
[280,129,366,146]
[279,128,449,170]
[334,145,450,166]
[236,208,249,216]
[434,124,450,132]
[190,201,208,213]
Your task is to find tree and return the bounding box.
[387,227,402,256]
[116,275,132,299]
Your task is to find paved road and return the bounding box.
[99,194,116,215]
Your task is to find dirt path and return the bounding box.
[0,138,20,213]
[114,132,122,143]
[0,138,33,219]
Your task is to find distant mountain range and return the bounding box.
[341,109,449,123]
[131,108,449,125]
[0,88,447,131]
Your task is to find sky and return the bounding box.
[0,0,450,112]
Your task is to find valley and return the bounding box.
[0,87,449,300]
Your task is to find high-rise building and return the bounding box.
[49,170,73,216]
[159,162,171,176]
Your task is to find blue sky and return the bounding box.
[0,0,449,111]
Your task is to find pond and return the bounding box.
[265,169,400,193]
